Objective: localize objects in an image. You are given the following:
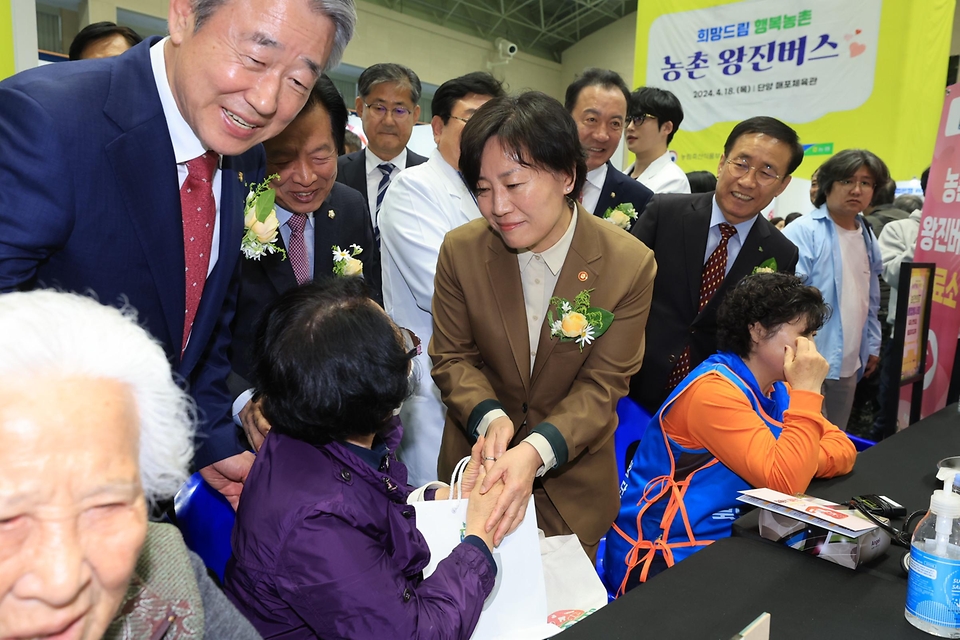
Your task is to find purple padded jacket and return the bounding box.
[224,422,495,639]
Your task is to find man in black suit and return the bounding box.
[564,68,653,229]
[628,116,802,415]
[337,63,428,242]
[230,76,379,450]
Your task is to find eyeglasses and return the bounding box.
[626,113,657,127]
[450,115,471,124]
[836,178,876,191]
[363,103,413,121]
[399,327,421,359]
[724,159,781,186]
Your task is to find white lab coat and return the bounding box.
[379,149,483,486]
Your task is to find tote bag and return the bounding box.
[413,466,550,639]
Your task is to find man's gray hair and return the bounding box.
[0,291,195,506]
[893,193,924,214]
[358,62,422,104]
[193,0,357,71]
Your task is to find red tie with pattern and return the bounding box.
[665,222,738,391]
[286,213,310,286]
[180,150,219,354]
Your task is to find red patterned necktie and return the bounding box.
[665,222,738,391]
[286,213,310,285]
[180,150,219,354]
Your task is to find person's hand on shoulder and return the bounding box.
[784,336,829,394]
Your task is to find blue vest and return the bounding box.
[603,352,789,596]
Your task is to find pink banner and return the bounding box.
[899,83,960,425]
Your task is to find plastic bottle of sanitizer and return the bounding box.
[905,473,960,637]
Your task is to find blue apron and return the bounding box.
[603,352,789,596]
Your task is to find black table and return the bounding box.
[732,402,960,580]
[558,537,931,639]
[558,404,958,639]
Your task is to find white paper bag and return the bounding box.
[414,495,549,640]
[539,533,608,615]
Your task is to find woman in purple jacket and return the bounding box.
[224,277,504,639]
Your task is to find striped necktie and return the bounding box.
[374,162,395,246]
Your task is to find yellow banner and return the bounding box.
[0,0,14,81]
[634,0,954,179]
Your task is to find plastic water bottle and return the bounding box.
[905,473,960,637]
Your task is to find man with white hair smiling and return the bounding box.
[0,291,258,638]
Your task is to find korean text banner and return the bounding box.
[899,84,960,423]
[635,0,954,178]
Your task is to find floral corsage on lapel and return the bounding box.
[752,257,777,274]
[332,244,364,276]
[241,174,286,260]
[548,288,614,351]
[601,203,638,230]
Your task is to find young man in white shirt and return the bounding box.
[624,87,691,195]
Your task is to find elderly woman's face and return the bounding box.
[0,376,147,639]
[475,137,575,254]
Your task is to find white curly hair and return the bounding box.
[0,290,195,505]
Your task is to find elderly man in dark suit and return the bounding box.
[628,116,802,416]
[337,63,428,243]
[564,68,653,230]
[0,0,357,506]
[230,75,381,450]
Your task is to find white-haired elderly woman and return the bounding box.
[0,291,260,639]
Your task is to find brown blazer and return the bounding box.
[430,206,657,545]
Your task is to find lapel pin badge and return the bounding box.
[238,172,243,182]
[610,192,616,198]
[578,271,589,282]
[328,209,336,219]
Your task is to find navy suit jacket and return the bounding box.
[336,147,428,209]
[229,182,380,386]
[593,161,654,231]
[628,192,799,413]
[0,38,263,468]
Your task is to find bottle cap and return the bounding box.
[931,489,960,518]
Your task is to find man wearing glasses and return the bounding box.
[783,149,888,430]
[626,116,801,416]
[378,72,505,486]
[624,87,691,195]
[337,63,428,242]
[564,69,653,227]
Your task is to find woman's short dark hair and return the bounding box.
[813,149,890,208]
[459,92,587,202]
[253,277,411,446]
[716,273,829,358]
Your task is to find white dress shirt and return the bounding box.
[630,150,691,195]
[580,164,608,214]
[379,149,481,486]
[365,147,407,229]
